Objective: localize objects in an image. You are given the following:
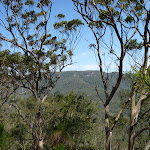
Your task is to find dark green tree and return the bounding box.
[45,92,97,150]
[0,123,11,149]
[1,92,97,150]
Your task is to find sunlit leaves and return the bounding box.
[53,21,67,29]
[0,50,22,66]
[89,44,96,49]
[125,16,134,23]
[140,0,144,4]
[125,39,143,51]
[135,3,143,11]
[137,12,143,17]
[0,124,10,148]
[50,54,58,65]
[66,19,84,30]
[25,0,34,5]
[67,50,73,56]
[93,0,113,5]
[36,10,47,16]
[53,19,84,31]
[21,10,36,19]
[137,67,150,89]
[28,40,34,46]
[61,55,67,62]
[37,0,51,7]
[57,14,65,19]
[131,66,150,92]
[27,35,33,40]
[88,21,103,28]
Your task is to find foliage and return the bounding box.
[0,0,84,102]
[125,39,143,51]
[0,1,83,148]
[0,123,11,149]
[0,91,97,149]
[44,91,97,149]
[72,0,149,149]
[1,71,149,149]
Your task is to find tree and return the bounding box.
[123,6,150,150]
[72,0,149,150]
[45,91,97,150]
[0,92,97,150]
[128,67,150,150]
[0,0,83,149]
[0,123,11,149]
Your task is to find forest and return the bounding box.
[0,0,150,150]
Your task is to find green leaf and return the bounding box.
[25,0,34,5]
[125,39,143,51]
[57,14,65,19]
[125,16,134,23]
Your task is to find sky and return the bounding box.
[50,0,123,72]
[0,0,149,72]
[51,0,101,71]
[50,0,149,72]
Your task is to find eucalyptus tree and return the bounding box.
[72,0,149,150]
[120,4,150,150]
[1,92,97,150]
[128,67,150,150]
[0,0,83,149]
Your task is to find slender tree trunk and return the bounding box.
[37,106,44,150]
[144,140,150,150]
[32,123,37,150]
[105,104,111,150]
[32,103,44,150]
[37,124,44,150]
[128,95,135,150]
[37,137,44,150]
[128,118,135,150]
[32,131,43,150]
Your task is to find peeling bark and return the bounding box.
[105,104,111,150]
[144,140,150,150]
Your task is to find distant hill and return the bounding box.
[16,71,131,113]
[51,71,131,113]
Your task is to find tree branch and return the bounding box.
[134,127,150,139]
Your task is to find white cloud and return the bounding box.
[64,64,99,71]
[73,51,94,60]
[63,62,133,72]
[82,64,99,70]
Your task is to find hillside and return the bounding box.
[16,71,131,113]
[51,71,131,113]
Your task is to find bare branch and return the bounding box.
[134,127,150,139]
[9,103,32,129]
[95,84,104,104]
[0,86,19,108]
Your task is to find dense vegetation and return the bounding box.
[51,71,131,113]
[0,71,150,150]
[0,92,98,149]
[0,0,149,150]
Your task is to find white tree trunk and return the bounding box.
[144,140,150,150]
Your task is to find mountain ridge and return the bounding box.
[50,71,131,113]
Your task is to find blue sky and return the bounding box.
[0,0,100,71]
[50,0,145,72]
[0,0,149,72]
[50,0,124,72]
[53,0,150,72]
[51,0,100,71]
